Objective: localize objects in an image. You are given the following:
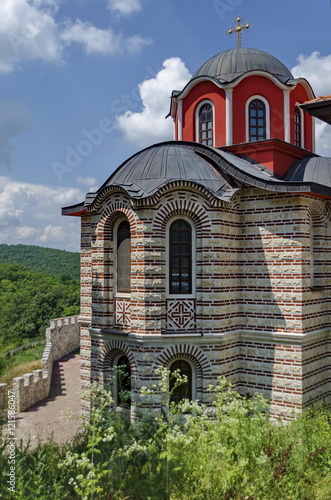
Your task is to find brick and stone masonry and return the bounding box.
[78,184,331,420]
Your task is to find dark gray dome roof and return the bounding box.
[284,157,331,187]
[100,143,237,200]
[192,48,294,84]
[62,142,331,216]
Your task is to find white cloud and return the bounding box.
[77,176,97,187]
[0,177,82,251]
[60,20,150,55]
[60,20,122,55]
[0,0,150,72]
[292,51,331,156]
[107,0,142,16]
[116,57,191,147]
[292,52,331,97]
[0,0,61,72]
[0,99,31,168]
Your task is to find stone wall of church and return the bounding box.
[80,186,331,419]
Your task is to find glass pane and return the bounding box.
[117,356,131,407]
[170,360,192,402]
[201,122,206,130]
[117,221,131,292]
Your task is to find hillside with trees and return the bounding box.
[0,264,79,348]
[0,244,80,280]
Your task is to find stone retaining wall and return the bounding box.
[0,316,79,413]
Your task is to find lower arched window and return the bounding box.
[115,355,131,407]
[169,359,192,403]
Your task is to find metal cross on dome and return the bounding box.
[226,15,252,48]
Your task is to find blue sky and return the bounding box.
[1,0,331,251]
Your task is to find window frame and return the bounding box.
[169,357,196,404]
[166,216,196,298]
[195,99,215,147]
[245,95,270,143]
[114,218,131,296]
[294,104,304,148]
[113,353,132,409]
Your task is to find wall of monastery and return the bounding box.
[0,316,80,413]
[81,185,331,419]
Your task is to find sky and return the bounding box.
[1,0,331,252]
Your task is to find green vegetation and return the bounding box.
[0,376,330,499]
[0,344,44,386]
[0,244,80,281]
[0,264,79,348]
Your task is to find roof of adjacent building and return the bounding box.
[62,141,331,216]
[191,47,294,84]
[300,95,331,124]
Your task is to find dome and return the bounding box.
[100,142,236,199]
[284,156,331,188]
[191,48,294,84]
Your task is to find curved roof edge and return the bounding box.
[62,141,331,217]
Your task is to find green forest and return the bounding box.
[0,245,80,355]
[0,244,80,280]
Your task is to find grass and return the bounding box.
[0,344,44,386]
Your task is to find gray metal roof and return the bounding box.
[99,143,239,200]
[191,48,294,84]
[62,141,331,216]
[284,156,331,187]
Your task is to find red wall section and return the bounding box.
[181,81,226,146]
[290,83,314,152]
[232,76,285,144]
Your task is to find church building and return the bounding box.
[63,29,331,419]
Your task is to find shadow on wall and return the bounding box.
[237,220,302,418]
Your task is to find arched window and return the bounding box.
[115,355,131,407]
[294,106,302,147]
[198,103,214,146]
[169,359,192,403]
[117,220,131,293]
[169,219,192,294]
[248,98,266,142]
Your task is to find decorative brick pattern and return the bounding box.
[166,299,196,331]
[115,298,131,327]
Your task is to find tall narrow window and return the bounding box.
[295,107,302,147]
[116,355,131,407]
[117,220,131,292]
[169,219,192,294]
[169,359,192,403]
[249,99,266,142]
[199,103,213,146]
